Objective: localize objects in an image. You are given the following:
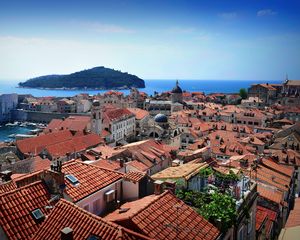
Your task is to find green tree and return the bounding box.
[239,88,248,99]
[176,189,237,232]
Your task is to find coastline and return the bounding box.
[16,85,146,91]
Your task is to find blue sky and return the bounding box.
[0,0,300,81]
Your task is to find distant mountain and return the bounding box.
[18,67,145,89]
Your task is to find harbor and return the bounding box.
[0,122,46,142]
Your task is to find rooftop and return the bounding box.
[32,199,152,240]
[62,160,124,202]
[105,191,220,240]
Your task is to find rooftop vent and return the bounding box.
[31,208,45,224]
[66,174,79,185]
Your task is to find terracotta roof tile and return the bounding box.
[124,171,146,183]
[32,199,152,240]
[257,184,284,204]
[106,191,220,240]
[128,108,149,120]
[105,108,134,122]
[16,130,73,156]
[126,160,149,172]
[62,160,123,202]
[91,159,123,171]
[0,180,17,194]
[0,181,51,240]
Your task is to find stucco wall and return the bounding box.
[123,180,139,201]
[75,180,122,216]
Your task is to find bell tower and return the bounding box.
[91,100,102,135]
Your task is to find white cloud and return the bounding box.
[77,21,135,33]
[257,9,277,17]
[218,12,237,20]
[166,27,196,34]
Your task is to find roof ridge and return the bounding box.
[0,179,43,197]
[124,191,170,219]
[58,198,121,229]
[74,159,125,176]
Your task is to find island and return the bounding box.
[18,66,145,90]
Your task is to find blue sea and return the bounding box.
[0,125,35,142]
[0,79,282,97]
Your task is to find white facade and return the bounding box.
[111,116,135,142]
[0,93,18,122]
[77,99,92,113]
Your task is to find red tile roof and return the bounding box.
[126,160,149,172]
[106,191,220,240]
[256,206,277,236]
[120,140,171,169]
[0,181,51,240]
[105,108,134,122]
[91,159,123,171]
[128,108,149,120]
[32,199,152,240]
[123,171,146,183]
[44,116,91,134]
[256,207,268,231]
[62,160,124,202]
[16,130,73,156]
[0,180,17,194]
[45,133,101,158]
[257,184,284,205]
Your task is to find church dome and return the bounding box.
[171,80,182,94]
[92,100,100,107]
[154,113,168,123]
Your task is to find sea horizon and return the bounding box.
[0,79,283,97]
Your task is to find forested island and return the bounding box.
[18,67,145,90]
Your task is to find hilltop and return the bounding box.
[18,67,145,90]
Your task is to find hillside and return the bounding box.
[18,67,145,89]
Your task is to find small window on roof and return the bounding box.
[31,208,45,223]
[87,235,100,240]
[66,174,79,185]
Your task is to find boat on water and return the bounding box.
[8,134,16,138]
[5,122,19,127]
[19,122,28,127]
[15,134,36,140]
[29,129,42,134]
[27,122,37,127]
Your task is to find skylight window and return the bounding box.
[86,235,100,240]
[31,208,45,223]
[66,174,79,185]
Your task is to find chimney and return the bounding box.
[1,170,12,182]
[120,159,125,168]
[61,227,73,240]
[154,180,164,195]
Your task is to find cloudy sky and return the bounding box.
[0,0,300,81]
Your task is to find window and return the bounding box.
[66,174,79,185]
[31,209,44,220]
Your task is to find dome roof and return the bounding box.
[154,113,168,123]
[171,80,182,94]
[92,100,100,107]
